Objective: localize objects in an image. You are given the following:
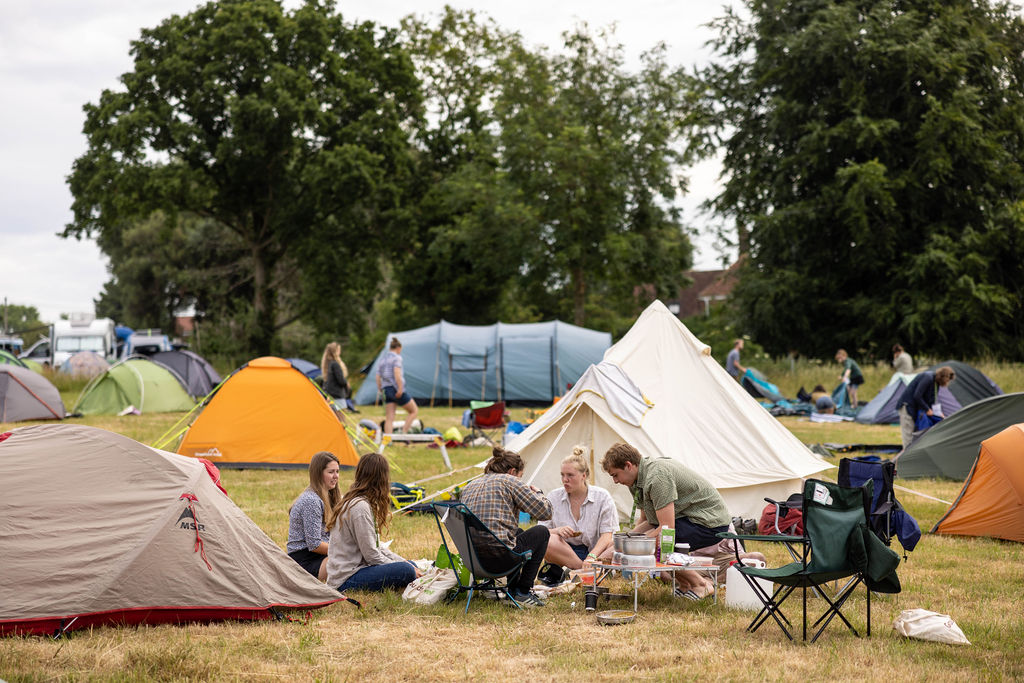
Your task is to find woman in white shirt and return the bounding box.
[539,445,618,569]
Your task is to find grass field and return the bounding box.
[1,367,1022,681]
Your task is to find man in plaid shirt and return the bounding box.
[460,447,553,607]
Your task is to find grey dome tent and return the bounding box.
[927,361,1002,407]
[895,392,1024,479]
[353,319,611,405]
[0,366,65,422]
[151,350,222,398]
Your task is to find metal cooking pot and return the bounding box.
[613,532,655,555]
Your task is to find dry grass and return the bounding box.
[2,395,1023,681]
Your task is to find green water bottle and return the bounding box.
[660,525,675,561]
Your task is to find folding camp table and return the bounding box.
[590,560,719,611]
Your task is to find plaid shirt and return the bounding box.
[460,473,552,548]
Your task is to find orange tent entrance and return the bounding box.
[932,423,1024,543]
[177,357,359,468]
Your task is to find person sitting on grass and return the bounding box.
[459,446,554,608]
[601,442,726,601]
[286,451,340,581]
[538,445,617,571]
[325,452,421,593]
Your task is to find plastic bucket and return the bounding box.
[725,560,771,611]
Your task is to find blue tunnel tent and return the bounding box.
[353,320,612,405]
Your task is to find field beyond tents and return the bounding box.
[2,378,1023,680]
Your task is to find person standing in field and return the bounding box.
[321,341,356,412]
[835,348,865,408]
[725,339,746,380]
[892,344,914,375]
[376,337,418,437]
[896,366,956,448]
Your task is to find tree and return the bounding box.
[495,28,695,326]
[65,0,421,354]
[702,0,1024,359]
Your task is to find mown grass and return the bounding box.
[2,370,1023,681]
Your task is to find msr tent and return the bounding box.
[856,373,961,424]
[353,319,611,405]
[0,366,65,422]
[512,300,832,520]
[895,392,1024,479]
[0,424,344,636]
[741,368,786,403]
[176,356,359,469]
[74,357,195,415]
[151,350,222,398]
[932,423,1024,543]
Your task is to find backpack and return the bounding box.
[757,493,804,536]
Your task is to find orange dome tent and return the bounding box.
[932,423,1024,543]
[177,357,359,468]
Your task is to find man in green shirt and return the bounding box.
[602,442,729,600]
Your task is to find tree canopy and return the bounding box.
[65,0,421,354]
[701,0,1024,359]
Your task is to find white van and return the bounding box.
[52,314,116,366]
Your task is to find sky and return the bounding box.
[0,0,736,325]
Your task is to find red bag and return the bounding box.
[758,500,803,536]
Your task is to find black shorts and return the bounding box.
[383,385,412,405]
[288,548,325,577]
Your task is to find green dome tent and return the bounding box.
[74,357,195,415]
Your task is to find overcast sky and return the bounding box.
[0,0,736,324]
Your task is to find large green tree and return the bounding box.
[396,13,695,331]
[65,0,421,354]
[702,0,1024,359]
[496,29,695,327]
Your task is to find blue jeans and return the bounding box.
[338,562,416,593]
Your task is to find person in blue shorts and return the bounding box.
[376,337,418,437]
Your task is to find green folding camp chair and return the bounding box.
[719,478,901,642]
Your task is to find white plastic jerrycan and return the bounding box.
[725,559,771,611]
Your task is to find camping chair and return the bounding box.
[431,501,532,613]
[719,479,901,642]
[469,401,508,445]
[838,457,921,554]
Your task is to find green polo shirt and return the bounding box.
[630,456,731,529]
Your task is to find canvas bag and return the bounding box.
[893,608,971,645]
[402,567,459,605]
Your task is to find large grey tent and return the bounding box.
[353,320,611,405]
[895,392,1024,479]
[857,373,961,424]
[0,366,65,422]
[928,361,1002,407]
[0,424,344,635]
[152,350,222,398]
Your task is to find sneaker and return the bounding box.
[511,591,546,608]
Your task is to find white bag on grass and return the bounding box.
[402,567,458,605]
[893,609,971,645]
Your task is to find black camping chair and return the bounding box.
[838,457,921,554]
[431,501,532,613]
[719,479,901,642]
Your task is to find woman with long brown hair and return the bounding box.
[287,452,341,581]
[325,452,419,592]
